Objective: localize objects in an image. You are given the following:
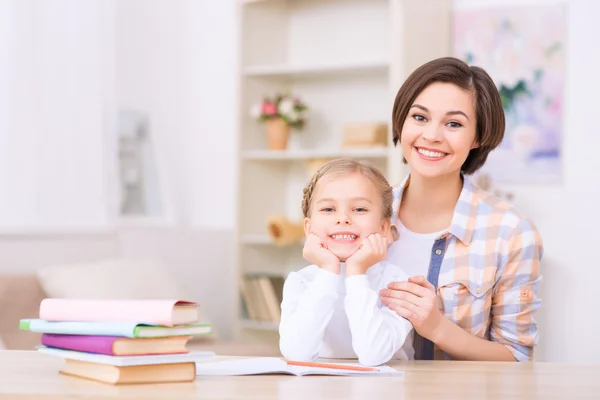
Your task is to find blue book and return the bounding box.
[20,318,211,338]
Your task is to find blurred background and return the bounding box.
[0,0,598,363]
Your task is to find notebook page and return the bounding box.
[195,357,290,376]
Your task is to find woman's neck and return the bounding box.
[400,171,463,231]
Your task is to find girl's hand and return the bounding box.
[302,233,340,274]
[345,233,388,275]
[379,276,444,341]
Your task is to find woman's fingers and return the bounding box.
[380,289,425,307]
[385,280,432,298]
[408,275,436,292]
[383,299,418,320]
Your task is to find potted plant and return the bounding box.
[250,94,308,150]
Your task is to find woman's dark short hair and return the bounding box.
[392,57,505,175]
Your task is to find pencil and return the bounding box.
[286,360,379,372]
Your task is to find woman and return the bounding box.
[379,57,543,362]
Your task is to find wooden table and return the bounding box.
[0,350,598,399]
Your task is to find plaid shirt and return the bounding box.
[392,174,543,361]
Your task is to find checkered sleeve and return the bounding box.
[490,216,543,361]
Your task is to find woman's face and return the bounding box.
[400,82,479,179]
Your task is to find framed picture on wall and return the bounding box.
[453,3,566,184]
[117,110,170,221]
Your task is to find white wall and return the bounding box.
[116,0,188,225]
[454,0,600,363]
[184,0,238,230]
[115,0,238,338]
[0,0,114,231]
[116,0,238,230]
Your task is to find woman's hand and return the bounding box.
[345,233,388,275]
[302,233,340,274]
[379,276,444,341]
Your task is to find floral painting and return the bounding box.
[453,4,566,183]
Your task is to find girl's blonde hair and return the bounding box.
[301,158,394,220]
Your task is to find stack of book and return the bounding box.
[20,298,214,385]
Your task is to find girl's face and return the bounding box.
[400,82,479,179]
[304,172,390,262]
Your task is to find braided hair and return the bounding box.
[301,158,393,221]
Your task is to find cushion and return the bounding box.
[0,274,45,350]
[36,258,217,340]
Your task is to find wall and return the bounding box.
[183,0,239,231]
[0,233,119,274]
[116,0,238,230]
[0,0,114,231]
[454,0,600,363]
[115,0,238,338]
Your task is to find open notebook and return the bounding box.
[194,357,403,377]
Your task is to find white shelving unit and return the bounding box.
[235,0,452,334]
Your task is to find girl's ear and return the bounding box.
[303,217,312,237]
[386,224,399,246]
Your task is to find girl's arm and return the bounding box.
[344,265,414,367]
[278,267,340,362]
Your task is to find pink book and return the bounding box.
[41,333,191,356]
[39,299,198,327]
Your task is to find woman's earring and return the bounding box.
[387,225,399,245]
[391,225,399,241]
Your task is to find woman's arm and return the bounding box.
[431,317,515,361]
[488,218,543,361]
[380,277,514,361]
[380,218,543,362]
[278,267,340,362]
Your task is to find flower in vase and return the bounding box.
[250,94,309,130]
[279,98,294,115]
[262,102,277,116]
[249,104,261,119]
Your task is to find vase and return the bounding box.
[265,118,290,150]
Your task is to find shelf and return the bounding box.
[241,147,389,161]
[236,0,453,338]
[239,318,279,331]
[243,60,389,80]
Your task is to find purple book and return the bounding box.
[41,334,121,356]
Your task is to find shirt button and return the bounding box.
[435,249,442,256]
[476,288,481,294]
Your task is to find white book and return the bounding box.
[194,357,403,377]
[37,346,215,367]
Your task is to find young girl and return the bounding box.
[278,159,414,367]
[379,57,543,361]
